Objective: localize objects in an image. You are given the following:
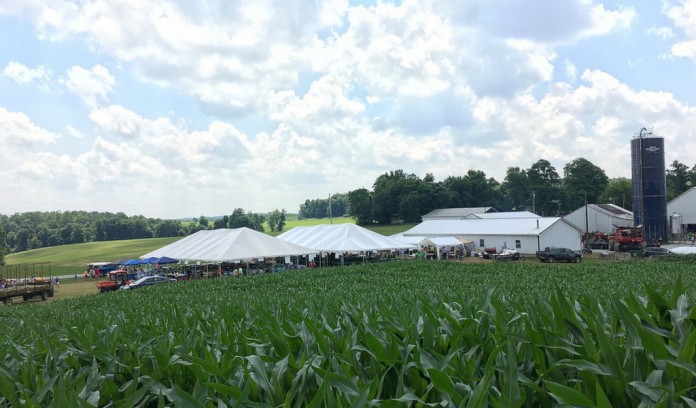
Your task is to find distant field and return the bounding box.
[4,219,415,275]
[5,237,180,276]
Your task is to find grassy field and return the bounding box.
[5,237,180,277]
[1,258,696,406]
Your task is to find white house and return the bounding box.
[563,204,633,234]
[402,217,582,253]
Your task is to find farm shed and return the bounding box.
[668,187,696,233]
[563,204,633,234]
[277,223,412,253]
[421,207,497,221]
[402,217,582,253]
[140,227,315,262]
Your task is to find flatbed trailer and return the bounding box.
[0,262,54,305]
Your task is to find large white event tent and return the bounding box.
[277,223,412,254]
[141,227,316,262]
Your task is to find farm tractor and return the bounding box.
[96,270,132,293]
[584,226,646,253]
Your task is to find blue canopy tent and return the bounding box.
[122,259,145,266]
[142,256,179,264]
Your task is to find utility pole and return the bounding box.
[328,194,333,224]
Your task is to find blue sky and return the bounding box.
[1,0,695,219]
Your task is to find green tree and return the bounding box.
[562,157,609,210]
[666,160,693,201]
[527,159,563,216]
[154,220,183,237]
[347,188,373,225]
[213,215,229,229]
[268,210,280,232]
[372,170,424,224]
[228,209,264,232]
[277,210,286,232]
[599,177,633,209]
[198,215,210,228]
[501,167,529,210]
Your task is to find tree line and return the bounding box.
[0,208,276,259]
[340,157,694,225]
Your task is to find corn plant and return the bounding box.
[1,259,695,406]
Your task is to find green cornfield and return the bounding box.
[2,259,696,407]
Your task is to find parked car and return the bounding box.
[536,247,583,263]
[120,275,176,290]
[643,247,673,257]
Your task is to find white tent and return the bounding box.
[140,227,316,262]
[419,237,464,259]
[389,233,421,248]
[277,223,413,253]
[670,246,696,255]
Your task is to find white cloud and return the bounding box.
[446,0,635,43]
[647,26,676,39]
[664,0,696,61]
[671,39,696,58]
[665,0,696,37]
[63,65,115,108]
[1,1,695,218]
[2,61,52,88]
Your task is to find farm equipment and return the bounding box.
[584,227,646,253]
[96,269,132,293]
[610,226,644,252]
[491,248,525,261]
[0,262,55,305]
[585,232,610,249]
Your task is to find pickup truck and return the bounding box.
[536,247,582,263]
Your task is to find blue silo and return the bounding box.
[631,128,668,243]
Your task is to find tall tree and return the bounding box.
[347,188,373,225]
[372,170,413,224]
[666,160,693,200]
[227,209,264,232]
[562,157,609,210]
[501,167,529,210]
[527,159,563,216]
[599,177,633,209]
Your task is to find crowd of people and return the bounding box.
[0,277,17,289]
[0,275,57,289]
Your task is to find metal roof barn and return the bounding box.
[563,204,634,234]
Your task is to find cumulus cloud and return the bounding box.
[647,26,676,39]
[2,61,52,88]
[63,65,115,108]
[441,0,634,43]
[0,1,695,218]
[664,0,696,61]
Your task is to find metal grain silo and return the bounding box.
[631,128,668,243]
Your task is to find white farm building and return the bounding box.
[402,217,582,254]
[668,187,696,234]
[563,204,634,234]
